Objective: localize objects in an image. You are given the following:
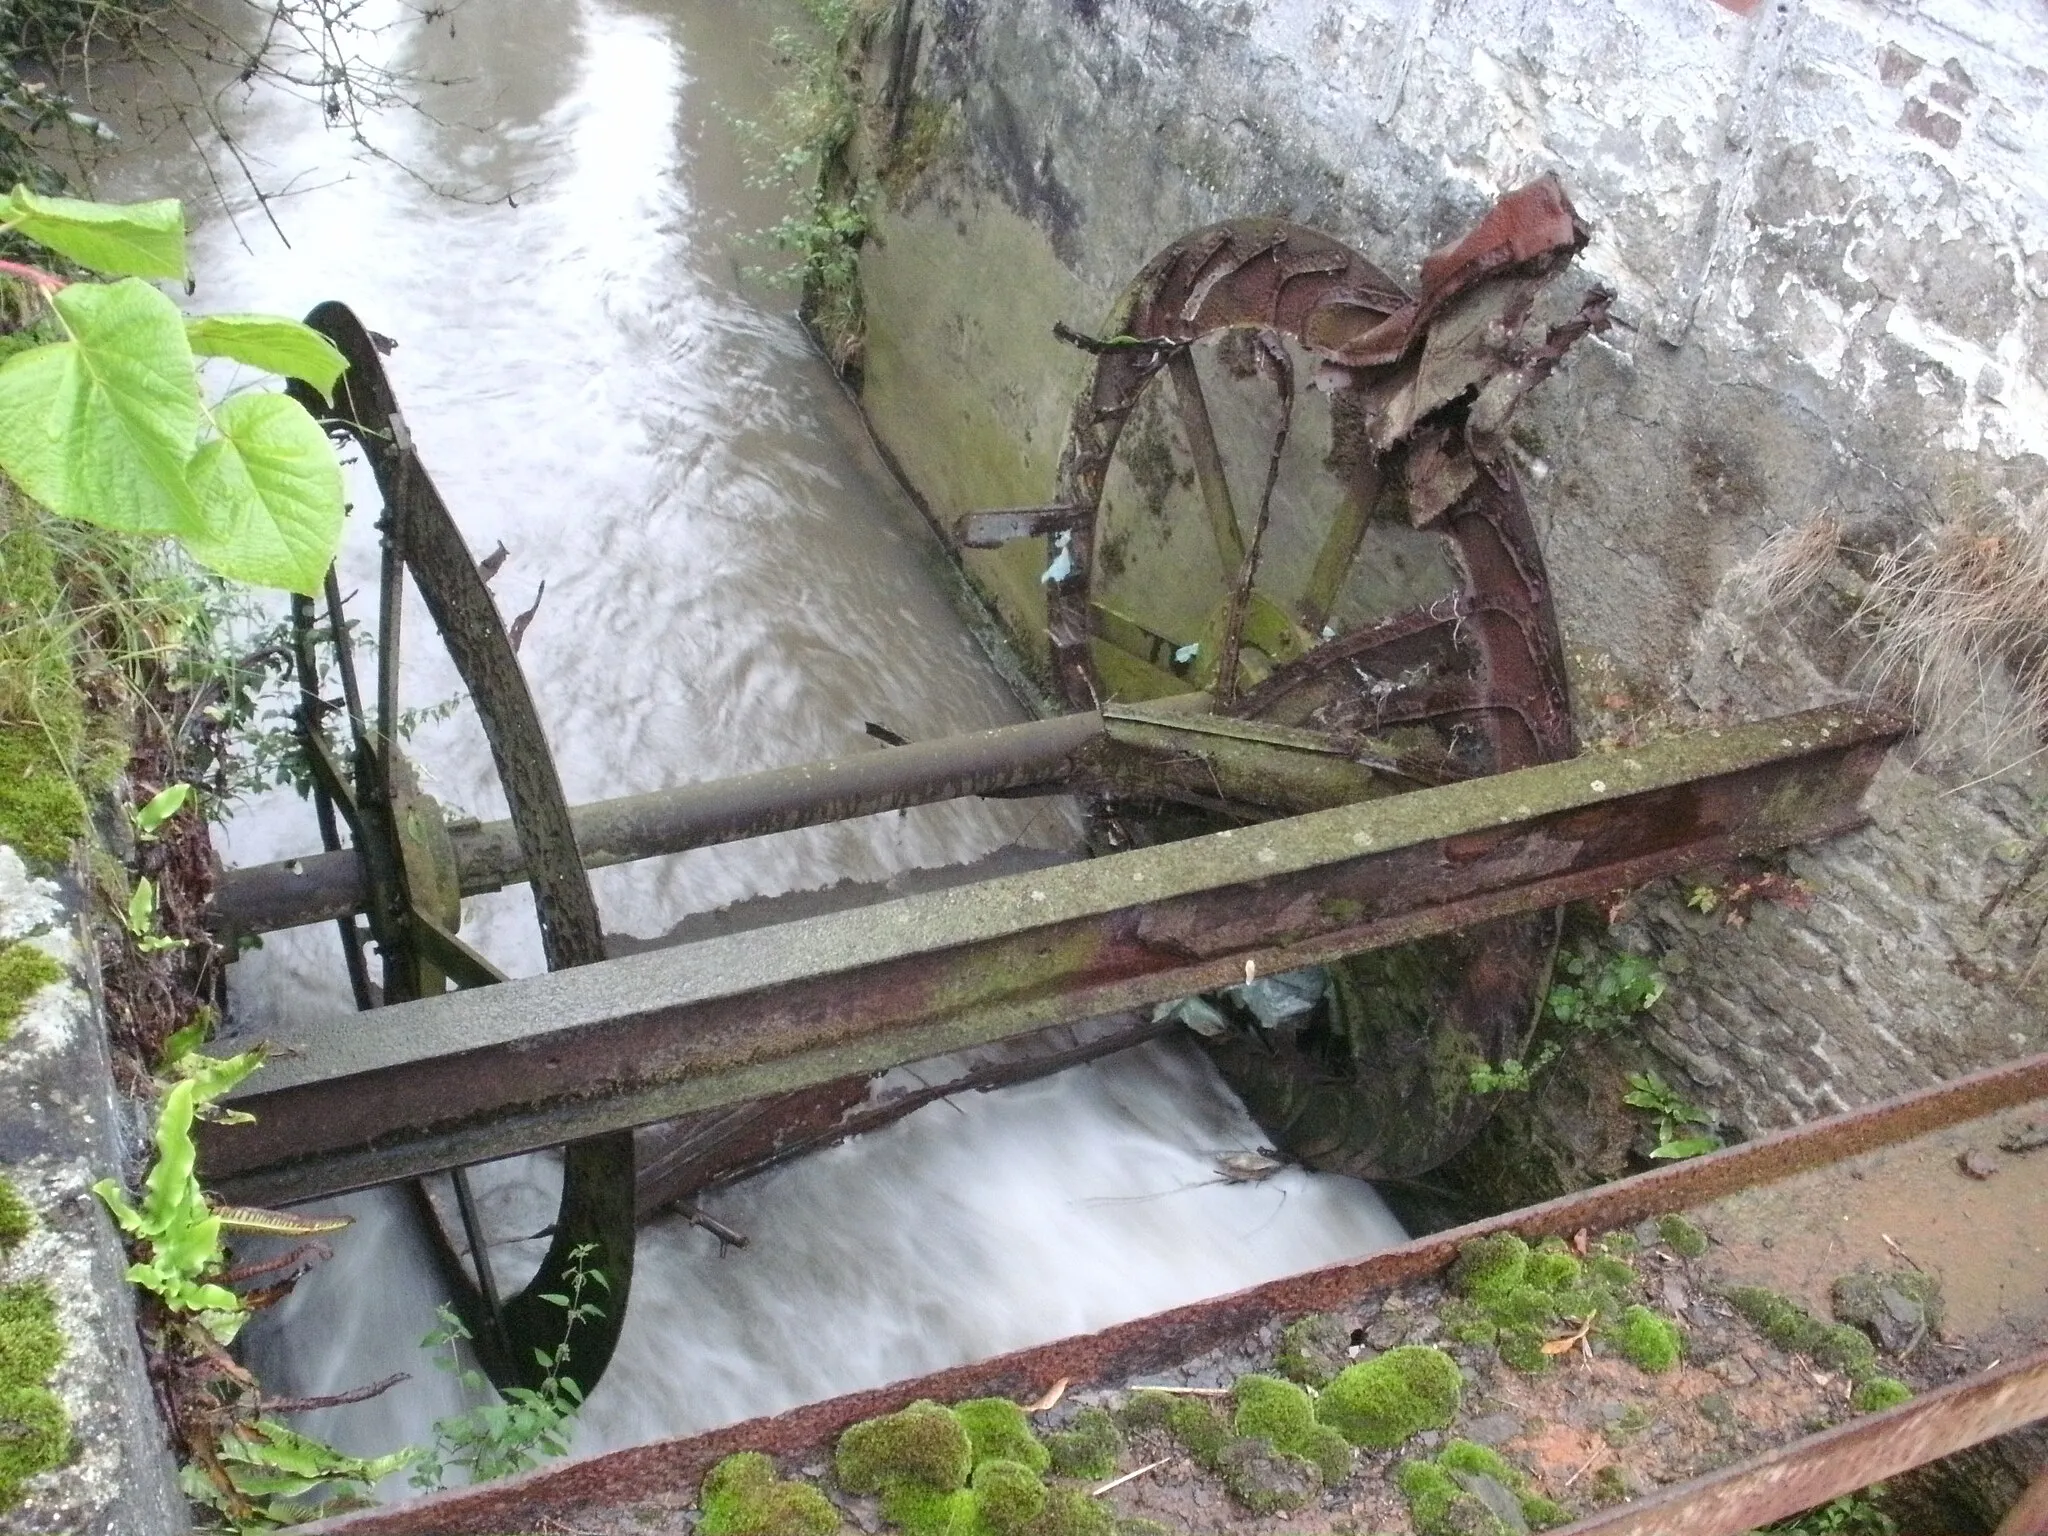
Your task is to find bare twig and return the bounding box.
[1092,1457,1171,1496]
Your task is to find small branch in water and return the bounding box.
[258,1372,409,1415]
[677,1202,749,1249]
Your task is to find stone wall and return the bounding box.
[837,0,2048,1169]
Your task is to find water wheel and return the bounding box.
[279,302,633,1394]
[1036,177,1611,1180]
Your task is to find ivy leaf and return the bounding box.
[1,186,187,279]
[0,278,204,536]
[186,314,348,400]
[181,391,344,595]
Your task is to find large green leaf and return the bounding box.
[0,278,203,536]
[2,186,187,279]
[181,392,343,595]
[186,314,347,399]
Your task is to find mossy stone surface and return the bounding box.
[1318,1346,1462,1449]
[955,1398,1049,1475]
[0,1383,68,1508]
[1045,1406,1122,1481]
[0,1179,29,1252]
[701,1452,841,1536]
[1215,1437,1321,1515]
[1831,1268,1944,1354]
[1400,1439,1564,1534]
[0,942,62,1045]
[837,1400,974,1495]
[1655,1214,1709,1259]
[0,1283,63,1385]
[1727,1286,1827,1354]
[1275,1313,1351,1386]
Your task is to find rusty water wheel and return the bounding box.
[281,302,633,1395]
[1043,185,1602,1181]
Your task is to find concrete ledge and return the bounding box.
[0,845,187,1535]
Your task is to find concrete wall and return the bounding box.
[841,0,2048,1164]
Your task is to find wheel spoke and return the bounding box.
[1166,348,1247,579]
[1214,332,1294,706]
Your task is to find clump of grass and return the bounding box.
[1730,511,1845,613]
[1855,492,2048,770]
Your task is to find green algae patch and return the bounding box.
[1851,1376,1912,1413]
[701,1452,841,1536]
[1606,1305,1682,1373]
[1230,1374,1352,1485]
[0,943,62,1045]
[837,1400,973,1495]
[1398,1440,1565,1535]
[954,1398,1049,1475]
[1044,1406,1122,1481]
[1317,1346,1461,1449]
[1656,1214,1709,1259]
[0,1282,68,1511]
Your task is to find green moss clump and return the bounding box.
[0,943,62,1045]
[1448,1233,1530,1305]
[882,1484,977,1536]
[1494,1285,1560,1329]
[0,739,85,867]
[1496,1325,1553,1375]
[1727,1287,1827,1354]
[1111,1520,1170,1536]
[1851,1377,1913,1413]
[1114,1391,1173,1431]
[1608,1306,1682,1373]
[0,1179,30,1253]
[0,1383,69,1508]
[1398,1440,1563,1534]
[1438,1298,1498,1347]
[1523,1250,1582,1292]
[1813,1324,1879,1380]
[953,1398,1049,1475]
[1044,1406,1122,1481]
[1317,1347,1462,1449]
[1031,1486,1112,1536]
[1585,1253,1639,1292]
[970,1459,1046,1535]
[700,1452,840,1536]
[0,1285,63,1386]
[1162,1397,1230,1467]
[1275,1313,1350,1387]
[1656,1214,1709,1259]
[1230,1375,1351,1485]
[837,1401,973,1495]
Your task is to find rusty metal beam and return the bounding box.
[200,707,1899,1205]
[212,713,1108,936]
[1551,1352,2048,1536]
[293,1046,2048,1536]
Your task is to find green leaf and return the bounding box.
[1648,1135,1720,1161]
[0,278,204,536]
[1,187,187,278]
[186,314,348,399]
[126,876,158,936]
[180,391,344,595]
[133,781,193,835]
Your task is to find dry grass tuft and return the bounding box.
[1729,511,1844,612]
[1858,494,2048,770]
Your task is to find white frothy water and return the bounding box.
[89,0,1407,1477]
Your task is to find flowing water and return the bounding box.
[86,0,1406,1475]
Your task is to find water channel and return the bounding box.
[89,0,1406,1476]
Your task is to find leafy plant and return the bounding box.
[1623,1069,1722,1161]
[183,1420,417,1531]
[92,1052,263,1338]
[130,780,192,838]
[0,186,348,596]
[1469,1048,1556,1095]
[411,1243,607,1489]
[1546,948,1665,1033]
[1756,1485,1895,1536]
[122,874,186,953]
